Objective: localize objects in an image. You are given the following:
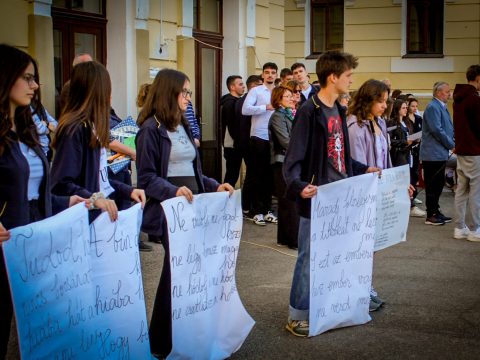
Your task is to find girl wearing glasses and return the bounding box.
[135,68,233,358]
[51,61,146,223]
[0,44,86,358]
[268,85,299,249]
[286,80,301,116]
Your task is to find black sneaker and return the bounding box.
[139,241,153,252]
[437,213,452,223]
[425,215,445,226]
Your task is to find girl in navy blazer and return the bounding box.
[51,61,145,222]
[0,44,86,359]
[136,68,233,358]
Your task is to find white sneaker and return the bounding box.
[264,211,278,224]
[252,214,266,226]
[413,198,423,205]
[453,226,470,239]
[410,206,426,217]
[467,228,480,242]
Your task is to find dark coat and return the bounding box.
[220,93,240,147]
[135,116,220,237]
[283,96,368,218]
[453,83,480,156]
[0,131,69,230]
[298,84,319,106]
[387,119,410,167]
[235,95,252,155]
[51,122,133,220]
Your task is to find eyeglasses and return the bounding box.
[293,90,301,94]
[282,94,293,99]
[181,89,193,98]
[22,73,37,87]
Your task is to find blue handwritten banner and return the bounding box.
[2,203,152,359]
[161,190,254,360]
[309,173,378,336]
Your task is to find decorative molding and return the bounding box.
[391,57,454,73]
[177,26,193,38]
[136,0,149,20]
[345,0,355,6]
[30,0,52,16]
[135,19,148,30]
[295,0,306,9]
[392,0,401,5]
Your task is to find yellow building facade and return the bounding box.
[1,0,479,178]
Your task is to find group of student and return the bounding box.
[0,44,234,359]
[219,54,423,336]
[0,40,424,357]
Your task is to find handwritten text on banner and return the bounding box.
[309,173,378,336]
[374,165,410,251]
[162,190,254,360]
[2,203,152,359]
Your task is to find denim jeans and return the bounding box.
[289,216,311,321]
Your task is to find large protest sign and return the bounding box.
[3,203,152,359]
[309,173,378,336]
[374,165,410,251]
[161,190,254,360]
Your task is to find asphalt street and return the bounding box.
[5,189,480,359]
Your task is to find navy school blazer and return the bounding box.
[135,116,220,238]
[51,122,133,221]
[0,131,69,230]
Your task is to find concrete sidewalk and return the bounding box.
[139,190,480,360]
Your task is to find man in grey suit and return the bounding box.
[420,82,455,225]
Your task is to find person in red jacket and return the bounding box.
[452,64,480,241]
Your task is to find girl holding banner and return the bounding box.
[347,79,392,312]
[0,44,86,359]
[50,61,146,222]
[135,68,233,358]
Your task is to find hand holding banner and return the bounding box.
[161,190,254,360]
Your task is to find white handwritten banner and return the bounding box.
[374,165,410,251]
[161,190,254,360]
[309,173,378,336]
[2,203,152,359]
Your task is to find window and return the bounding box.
[193,0,222,33]
[406,0,443,57]
[310,0,344,55]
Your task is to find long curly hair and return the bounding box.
[0,44,39,155]
[348,79,389,126]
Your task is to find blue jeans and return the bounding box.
[289,216,311,321]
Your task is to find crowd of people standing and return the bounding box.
[0,40,479,358]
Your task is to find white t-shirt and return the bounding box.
[99,148,114,197]
[167,124,196,177]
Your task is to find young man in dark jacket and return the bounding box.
[220,75,245,186]
[283,51,380,337]
[452,64,480,241]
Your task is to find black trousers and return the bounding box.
[423,160,447,217]
[248,137,272,215]
[149,231,172,358]
[241,149,253,213]
[223,147,243,187]
[272,163,299,247]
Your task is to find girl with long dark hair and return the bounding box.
[0,44,84,359]
[135,68,233,358]
[51,61,145,222]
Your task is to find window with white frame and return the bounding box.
[405,0,444,57]
[310,0,344,56]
